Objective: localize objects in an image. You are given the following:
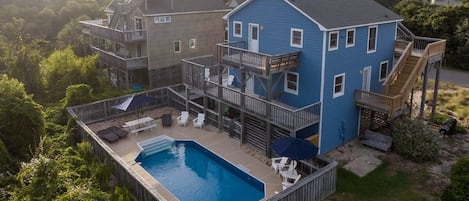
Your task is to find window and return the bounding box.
[368,26,378,53]
[284,71,299,95]
[333,73,345,98]
[136,43,142,57]
[379,61,389,81]
[174,41,181,53]
[135,17,143,30]
[233,21,242,37]
[154,16,171,23]
[346,29,355,47]
[329,31,339,51]
[189,39,196,49]
[290,28,303,48]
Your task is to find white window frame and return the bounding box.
[379,61,389,82]
[174,41,181,53]
[333,73,345,98]
[154,16,171,24]
[233,21,242,38]
[328,31,339,51]
[284,71,299,95]
[290,28,303,48]
[189,38,196,49]
[367,25,378,53]
[346,28,355,48]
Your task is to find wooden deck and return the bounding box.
[217,42,299,76]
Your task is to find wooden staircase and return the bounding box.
[355,23,446,117]
[108,0,143,29]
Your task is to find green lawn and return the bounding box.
[328,162,434,201]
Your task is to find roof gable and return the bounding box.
[224,0,402,31]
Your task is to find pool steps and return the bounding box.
[137,135,175,158]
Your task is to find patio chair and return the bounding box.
[205,68,210,81]
[177,111,189,126]
[282,174,301,190]
[193,113,205,128]
[271,157,289,173]
[223,75,235,87]
[279,160,298,179]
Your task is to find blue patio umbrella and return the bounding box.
[112,94,157,118]
[271,137,318,160]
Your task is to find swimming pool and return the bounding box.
[136,140,265,201]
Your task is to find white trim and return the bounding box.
[233,21,242,38]
[223,0,252,20]
[345,28,355,48]
[318,31,327,155]
[379,60,389,82]
[173,40,181,53]
[367,25,378,54]
[328,31,339,51]
[394,23,398,40]
[290,28,303,48]
[357,108,362,137]
[325,19,402,31]
[284,71,299,95]
[333,73,345,98]
[145,9,231,17]
[189,38,196,49]
[283,0,327,31]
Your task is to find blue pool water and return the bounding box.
[136,141,265,201]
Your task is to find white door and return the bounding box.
[362,66,372,91]
[248,24,259,52]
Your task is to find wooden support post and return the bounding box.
[125,70,130,89]
[419,64,429,119]
[266,74,272,157]
[218,101,223,132]
[410,88,414,118]
[185,87,189,112]
[431,62,441,123]
[218,65,224,132]
[370,110,375,130]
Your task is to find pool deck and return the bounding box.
[88,107,283,201]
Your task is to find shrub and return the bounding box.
[441,158,469,201]
[392,118,440,163]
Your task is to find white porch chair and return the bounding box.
[279,160,298,179]
[193,113,205,128]
[282,174,301,190]
[271,157,289,173]
[223,75,235,87]
[177,111,189,126]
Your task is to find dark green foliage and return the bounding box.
[112,186,134,201]
[0,75,45,161]
[393,118,440,163]
[394,1,469,70]
[431,112,467,134]
[63,84,96,107]
[441,158,469,201]
[0,139,14,173]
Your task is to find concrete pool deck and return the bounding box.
[88,107,283,201]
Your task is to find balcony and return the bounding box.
[92,47,148,71]
[217,41,300,76]
[81,19,146,43]
[182,56,320,131]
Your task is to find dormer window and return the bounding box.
[329,31,339,51]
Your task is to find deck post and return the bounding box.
[218,65,224,132]
[419,64,429,119]
[266,74,272,157]
[430,61,441,123]
[185,87,189,112]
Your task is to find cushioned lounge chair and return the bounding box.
[98,132,119,143]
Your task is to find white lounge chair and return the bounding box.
[177,111,189,126]
[271,157,289,173]
[223,75,235,87]
[280,160,298,179]
[193,113,205,128]
[282,174,301,190]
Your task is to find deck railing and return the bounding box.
[92,47,148,71]
[81,19,146,43]
[354,90,403,117]
[384,40,413,94]
[268,156,338,201]
[217,41,299,76]
[204,81,320,131]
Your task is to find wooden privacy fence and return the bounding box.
[268,156,338,201]
[68,85,337,201]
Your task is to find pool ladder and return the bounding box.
[137,135,175,158]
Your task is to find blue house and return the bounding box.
[182,0,446,155]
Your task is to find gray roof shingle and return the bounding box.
[140,0,231,14]
[288,0,402,30]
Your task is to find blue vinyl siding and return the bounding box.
[228,0,323,108]
[320,22,396,153]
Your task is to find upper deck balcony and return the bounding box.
[217,41,300,76]
[80,19,146,43]
[92,47,148,72]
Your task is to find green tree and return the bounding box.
[40,47,99,102]
[57,16,93,57]
[0,75,45,161]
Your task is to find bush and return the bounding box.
[393,118,440,162]
[441,158,469,201]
